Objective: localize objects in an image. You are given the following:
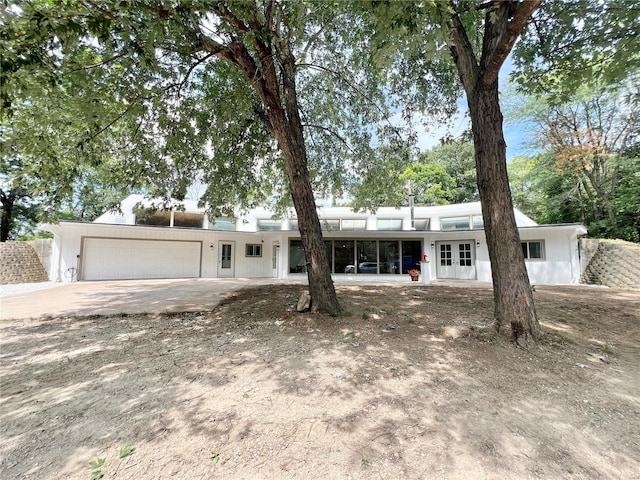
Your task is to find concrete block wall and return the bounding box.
[0,242,50,285]
[581,239,640,289]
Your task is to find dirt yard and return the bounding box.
[1,284,639,480]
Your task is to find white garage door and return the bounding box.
[82,238,201,280]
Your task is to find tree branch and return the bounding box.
[211,2,251,33]
[77,99,140,147]
[208,4,280,113]
[65,51,130,73]
[194,28,228,57]
[175,52,217,96]
[482,0,542,87]
[80,0,118,20]
[475,1,496,11]
[443,2,480,94]
[297,63,405,143]
[302,123,356,154]
[264,0,276,30]
[300,23,329,62]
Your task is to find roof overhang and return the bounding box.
[42,220,587,238]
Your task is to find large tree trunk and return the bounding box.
[280,63,340,314]
[265,67,341,314]
[444,0,542,344]
[208,5,341,315]
[468,84,540,343]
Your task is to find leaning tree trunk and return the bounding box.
[265,90,341,314]
[211,17,341,315]
[278,62,341,314]
[245,42,340,315]
[468,83,540,343]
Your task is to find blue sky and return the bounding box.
[415,106,532,161]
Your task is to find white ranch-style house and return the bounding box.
[45,194,587,285]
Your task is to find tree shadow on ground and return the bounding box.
[1,284,638,479]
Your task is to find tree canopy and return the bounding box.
[513,0,640,101]
[351,137,477,209]
[509,82,640,242]
[416,137,477,204]
[2,1,418,214]
[2,0,432,312]
[0,60,144,240]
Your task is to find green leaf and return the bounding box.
[89,471,104,480]
[119,442,134,459]
[89,458,105,470]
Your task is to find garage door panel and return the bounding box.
[82,238,201,280]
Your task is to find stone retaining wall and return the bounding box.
[581,239,640,289]
[0,241,50,284]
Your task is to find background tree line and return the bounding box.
[509,81,639,242]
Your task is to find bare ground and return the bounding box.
[1,284,639,480]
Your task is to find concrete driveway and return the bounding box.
[0,278,297,320]
[0,277,492,321]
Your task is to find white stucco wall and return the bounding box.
[45,195,584,285]
[93,196,538,232]
[46,222,276,282]
[521,228,582,284]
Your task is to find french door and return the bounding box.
[436,241,476,280]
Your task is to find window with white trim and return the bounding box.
[321,219,341,231]
[320,219,367,231]
[341,219,367,231]
[377,219,403,230]
[257,219,281,231]
[440,216,471,231]
[414,219,430,230]
[173,212,204,228]
[440,215,484,231]
[258,219,282,232]
[472,215,484,229]
[246,244,262,257]
[521,241,544,260]
[134,208,171,226]
[289,239,421,275]
[209,217,236,231]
